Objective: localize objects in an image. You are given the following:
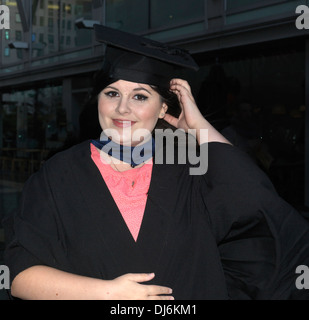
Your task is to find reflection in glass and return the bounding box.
[106,0,204,36]
[226,0,263,11]
[1,84,65,151]
[1,1,23,65]
[0,83,64,228]
[226,0,305,25]
[106,0,148,33]
[32,0,93,57]
[150,0,204,29]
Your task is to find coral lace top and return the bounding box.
[90,143,153,241]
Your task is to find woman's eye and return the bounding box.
[134,94,148,101]
[104,91,119,98]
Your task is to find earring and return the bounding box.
[160,113,165,117]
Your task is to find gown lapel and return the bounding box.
[135,162,179,271]
[74,142,179,276]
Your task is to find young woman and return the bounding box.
[4,25,309,300]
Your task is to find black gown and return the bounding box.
[3,141,309,300]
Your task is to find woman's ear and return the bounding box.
[159,103,168,119]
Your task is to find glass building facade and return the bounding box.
[0,1,309,276]
[1,0,93,65]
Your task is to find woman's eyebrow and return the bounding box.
[133,87,152,95]
[105,86,118,91]
[104,86,152,95]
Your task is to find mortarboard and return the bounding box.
[93,24,199,89]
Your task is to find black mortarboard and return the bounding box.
[93,24,199,89]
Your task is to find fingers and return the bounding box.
[125,273,155,283]
[146,285,174,300]
[163,113,179,128]
[170,78,192,93]
[121,273,174,300]
[124,273,173,293]
[169,79,195,107]
[147,284,173,296]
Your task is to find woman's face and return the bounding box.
[98,80,167,146]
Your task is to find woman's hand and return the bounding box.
[105,273,174,300]
[164,78,231,145]
[164,78,205,132]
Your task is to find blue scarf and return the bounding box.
[91,132,155,168]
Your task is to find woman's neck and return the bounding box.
[96,146,151,172]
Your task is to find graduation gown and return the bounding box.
[4,141,309,300]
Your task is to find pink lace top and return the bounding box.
[90,143,153,241]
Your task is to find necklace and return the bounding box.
[110,157,145,188]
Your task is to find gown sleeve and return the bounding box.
[201,142,309,300]
[3,157,72,284]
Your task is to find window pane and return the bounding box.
[32,0,93,58]
[1,84,64,151]
[148,22,204,42]
[4,48,10,57]
[15,13,21,23]
[16,31,22,41]
[106,0,148,33]
[226,0,263,11]
[5,31,10,40]
[150,0,204,29]
[226,0,305,25]
[1,2,24,66]
[0,82,66,234]
[194,50,305,206]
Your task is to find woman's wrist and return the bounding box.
[193,118,231,146]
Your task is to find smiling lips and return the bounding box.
[112,119,136,128]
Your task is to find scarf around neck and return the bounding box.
[91,132,155,168]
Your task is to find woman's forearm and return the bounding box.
[11,266,174,300]
[11,265,111,300]
[195,117,231,146]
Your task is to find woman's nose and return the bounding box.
[116,97,131,114]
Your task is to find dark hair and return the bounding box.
[90,63,118,102]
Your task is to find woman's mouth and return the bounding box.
[112,119,136,128]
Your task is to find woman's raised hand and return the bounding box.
[164,78,231,145]
[164,78,205,132]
